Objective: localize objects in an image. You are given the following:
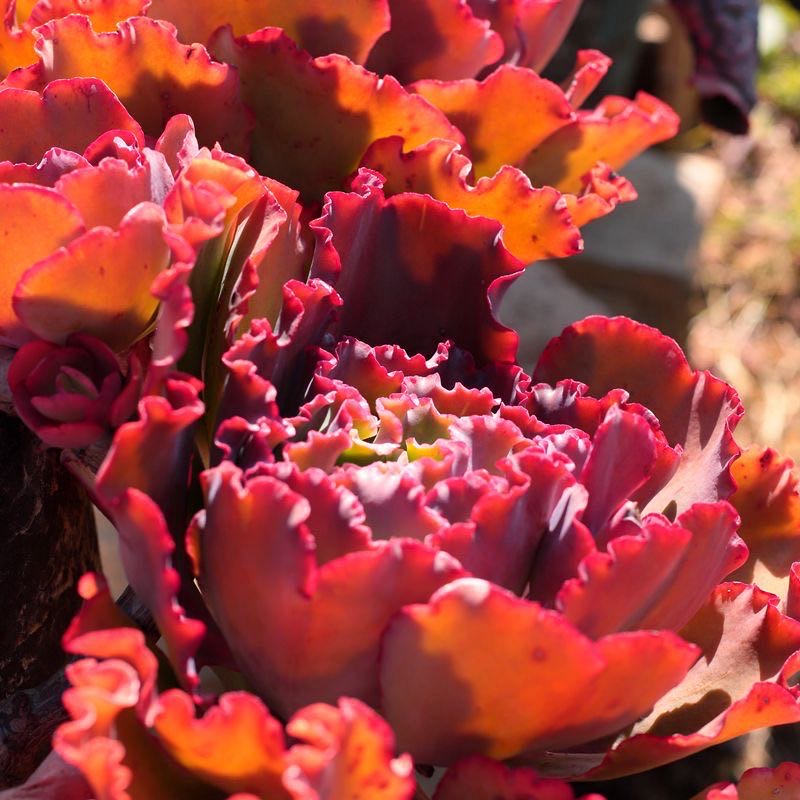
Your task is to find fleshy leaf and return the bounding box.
[563,162,637,228]
[285,698,415,800]
[14,201,171,349]
[522,92,680,194]
[533,317,743,513]
[381,578,698,764]
[578,406,656,536]
[0,183,84,346]
[431,449,583,594]
[730,446,800,609]
[209,26,462,200]
[561,49,612,108]
[26,0,150,30]
[558,503,746,637]
[57,628,217,800]
[196,461,465,715]
[467,0,582,72]
[434,755,604,800]
[0,79,143,165]
[219,279,342,418]
[360,136,582,263]
[94,379,207,687]
[5,15,251,153]
[577,584,800,780]
[99,488,206,690]
[309,172,523,364]
[239,178,307,330]
[691,763,800,800]
[258,461,372,565]
[410,65,573,177]
[146,0,390,64]
[0,11,34,77]
[335,461,448,540]
[365,0,503,83]
[153,691,289,797]
[9,333,142,448]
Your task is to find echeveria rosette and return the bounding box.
[8,333,142,449]
[91,278,793,789]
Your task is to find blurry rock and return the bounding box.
[502,148,727,361]
[499,261,612,370]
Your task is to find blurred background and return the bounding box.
[502,0,800,464]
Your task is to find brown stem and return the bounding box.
[0,412,100,783]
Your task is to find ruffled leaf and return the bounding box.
[309,172,523,364]
[692,763,800,800]
[381,578,698,764]
[577,584,800,780]
[0,183,84,346]
[208,26,461,200]
[360,136,582,263]
[558,503,747,637]
[14,201,171,349]
[365,0,503,83]
[522,92,680,194]
[533,317,744,513]
[410,65,573,177]
[147,0,390,64]
[730,446,800,610]
[431,449,583,594]
[467,0,582,72]
[26,0,149,31]
[5,15,251,153]
[285,698,415,800]
[195,462,465,715]
[153,691,289,797]
[0,79,143,165]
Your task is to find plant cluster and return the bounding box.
[1,1,798,798]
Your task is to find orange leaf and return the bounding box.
[0,79,143,164]
[14,201,170,349]
[209,26,462,200]
[27,0,149,31]
[196,461,465,716]
[0,183,84,347]
[360,136,582,263]
[730,446,800,608]
[154,691,290,798]
[468,0,581,72]
[147,0,390,64]
[562,162,638,228]
[286,699,415,800]
[380,578,697,764]
[365,0,503,83]
[736,763,800,800]
[5,15,251,153]
[410,64,573,177]
[522,92,680,194]
[578,584,800,780]
[55,157,156,230]
[0,14,35,77]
